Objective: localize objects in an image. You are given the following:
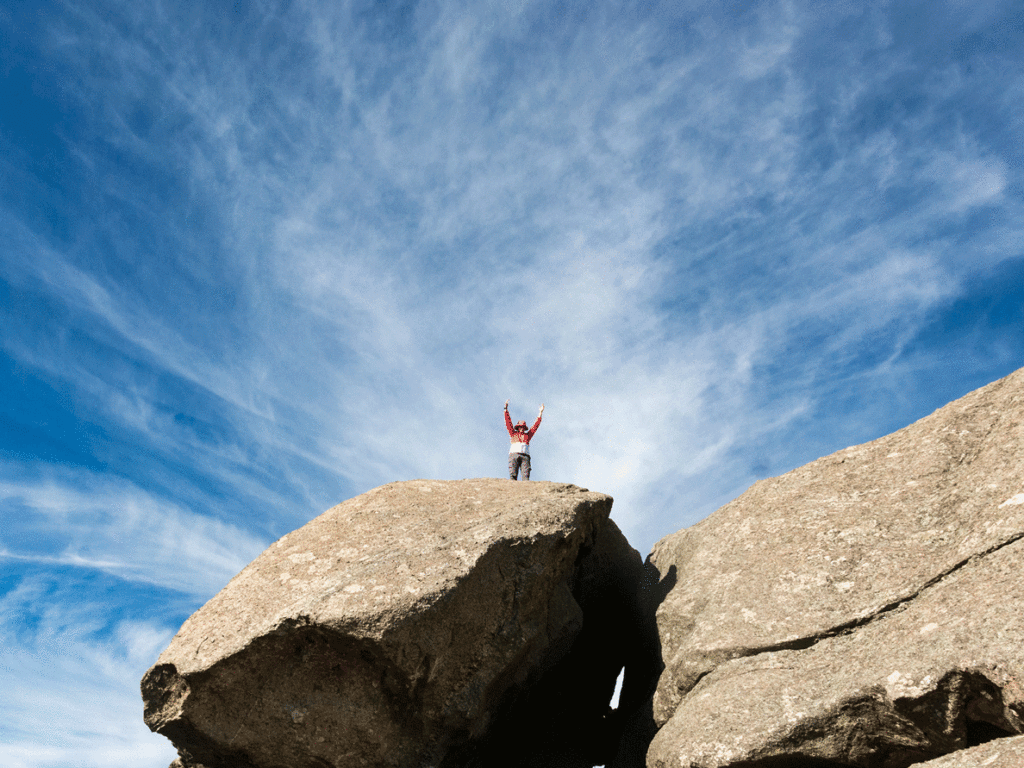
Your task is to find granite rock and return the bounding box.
[648,533,1024,767]
[915,735,1024,767]
[646,367,1024,767]
[142,479,643,768]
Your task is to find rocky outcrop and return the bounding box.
[142,369,1024,768]
[142,479,646,768]
[644,367,1024,767]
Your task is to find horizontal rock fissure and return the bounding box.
[719,529,1024,668]
[964,721,1016,749]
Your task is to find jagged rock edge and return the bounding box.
[680,668,1023,768]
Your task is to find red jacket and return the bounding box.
[506,409,541,454]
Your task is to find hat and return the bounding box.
[515,420,528,430]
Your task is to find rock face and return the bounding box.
[915,734,1024,767]
[645,367,1024,767]
[143,369,1024,768]
[142,479,646,768]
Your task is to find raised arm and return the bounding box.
[504,400,514,436]
[527,403,544,439]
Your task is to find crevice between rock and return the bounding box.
[439,516,661,768]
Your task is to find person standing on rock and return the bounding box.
[505,400,543,480]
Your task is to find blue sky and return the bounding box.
[1,0,1022,765]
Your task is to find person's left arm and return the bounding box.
[527,404,544,439]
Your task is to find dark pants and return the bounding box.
[509,453,531,480]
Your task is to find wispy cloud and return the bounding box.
[0,468,267,596]
[0,577,178,768]
[18,3,1019,540]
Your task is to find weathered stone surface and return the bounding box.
[648,533,1024,767]
[916,735,1024,767]
[646,367,1024,767]
[142,479,643,768]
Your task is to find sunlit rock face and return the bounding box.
[141,479,647,768]
[141,368,1024,768]
[644,367,1024,768]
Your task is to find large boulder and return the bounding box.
[645,367,1024,767]
[142,479,645,768]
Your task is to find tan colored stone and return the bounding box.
[646,367,1024,767]
[648,535,1024,767]
[142,479,637,768]
[916,735,1024,767]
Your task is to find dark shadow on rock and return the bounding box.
[607,560,676,768]
[967,720,1015,748]
[442,518,660,768]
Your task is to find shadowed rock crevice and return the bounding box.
[892,669,1023,757]
[608,560,675,768]
[442,510,656,768]
[964,721,1014,749]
